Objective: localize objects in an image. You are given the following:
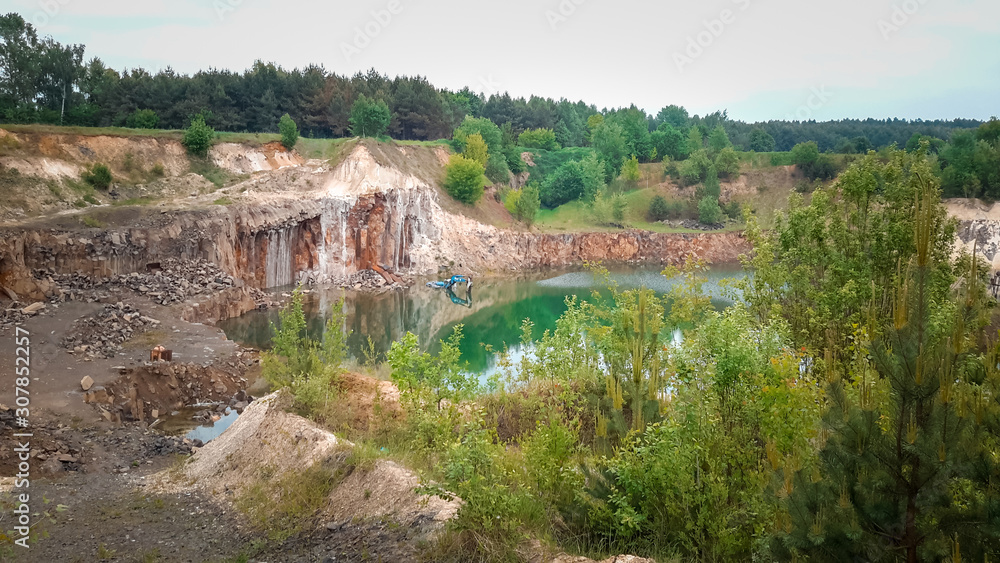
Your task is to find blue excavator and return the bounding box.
[426,274,472,291]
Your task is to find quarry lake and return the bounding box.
[219,265,745,376]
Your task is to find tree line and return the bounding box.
[0,13,983,153]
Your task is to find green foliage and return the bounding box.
[940,126,1000,199]
[539,154,605,208]
[126,108,159,129]
[388,326,477,413]
[714,146,740,178]
[703,165,721,199]
[620,154,640,183]
[590,189,628,227]
[443,154,487,204]
[503,145,526,174]
[182,114,214,157]
[518,128,559,150]
[504,183,540,225]
[687,126,704,153]
[772,179,1000,563]
[647,195,671,222]
[485,152,511,185]
[707,125,732,155]
[678,149,712,186]
[278,113,298,149]
[260,288,347,417]
[452,115,503,154]
[235,464,336,543]
[462,132,489,167]
[591,120,628,180]
[348,94,391,138]
[81,162,112,189]
[698,195,723,224]
[650,122,688,161]
[748,127,776,152]
[790,141,838,181]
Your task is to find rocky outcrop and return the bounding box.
[0,142,750,300]
[947,199,1000,270]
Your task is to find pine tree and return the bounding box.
[773,165,1000,562]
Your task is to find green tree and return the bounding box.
[349,94,392,138]
[592,121,628,180]
[651,123,689,161]
[687,126,704,153]
[452,115,503,154]
[620,154,641,183]
[655,104,690,129]
[443,154,487,204]
[703,165,721,199]
[714,146,740,178]
[182,113,215,157]
[698,195,722,224]
[772,170,1000,563]
[518,128,559,150]
[678,149,712,186]
[507,182,540,225]
[707,125,732,156]
[126,109,159,129]
[463,133,489,167]
[485,152,511,185]
[748,128,776,152]
[647,195,671,221]
[279,113,299,149]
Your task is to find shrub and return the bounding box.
[279,113,299,149]
[703,165,721,199]
[82,163,112,189]
[151,162,165,177]
[678,149,712,186]
[443,154,487,204]
[698,195,723,224]
[126,109,159,129]
[518,128,559,151]
[505,183,541,226]
[620,154,640,183]
[648,195,671,221]
[722,199,742,220]
[349,94,392,138]
[485,152,511,185]
[592,190,628,227]
[451,116,503,154]
[463,133,489,167]
[714,147,741,178]
[504,146,526,174]
[182,114,214,157]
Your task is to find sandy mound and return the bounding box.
[163,387,460,536]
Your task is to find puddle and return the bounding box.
[159,406,240,444]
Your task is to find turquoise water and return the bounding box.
[217,265,744,374]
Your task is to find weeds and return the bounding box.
[234,464,338,542]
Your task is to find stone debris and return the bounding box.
[61,302,158,359]
[39,258,255,306]
[332,269,408,292]
[80,375,95,391]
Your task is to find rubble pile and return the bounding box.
[0,301,49,331]
[333,269,408,291]
[61,302,160,359]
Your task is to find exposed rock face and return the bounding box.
[946,199,1000,270]
[0,142,750,299]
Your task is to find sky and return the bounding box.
[8,0,1000,122]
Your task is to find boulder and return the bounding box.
[80,375,94,391]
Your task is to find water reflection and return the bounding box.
[217,265,744,374]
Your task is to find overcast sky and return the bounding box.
[9,0,999,122]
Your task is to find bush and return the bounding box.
[182,114,214,157]
[505,183,541,226]
[279,113,299,149]
[82,163,112,189]
[592,190,628,227]
[722,199,742,220]
[648,195,678,221]
[698,195,723,225]
[518,128,559,151]
[444,154,487,204]
[703,166,721,199]
[485,152,511,185]
[463,133,489,167]
[504,146,526,175]
[714,147,741,178]
[678,149,712,186]
[451,116,503,154]
[349,94,391,138]
[620,154,640,183]
[126,109,159,129]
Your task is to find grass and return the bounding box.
[112,196,156,206]
[81,215,105,228]
[234,464,339,543]
[189,157,236,189]
[213,196,233,205]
